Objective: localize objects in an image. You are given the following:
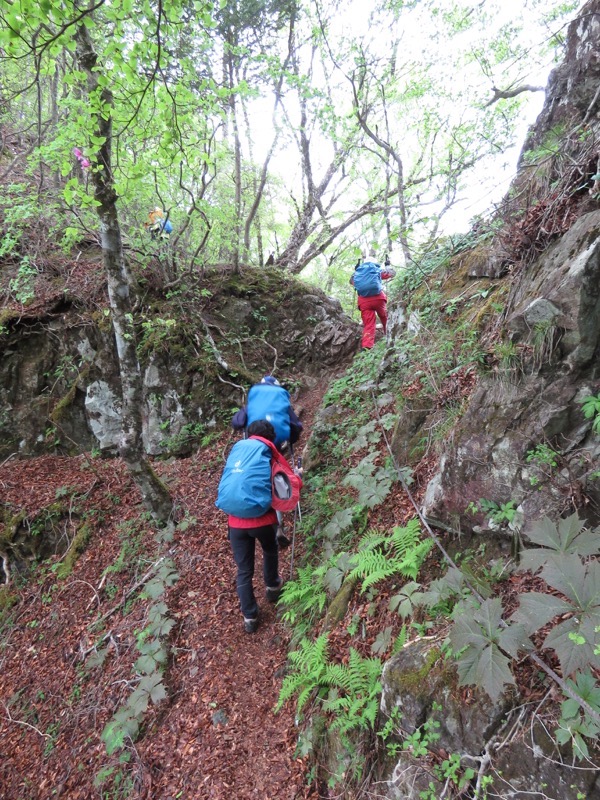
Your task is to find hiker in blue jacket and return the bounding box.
[231,375,303,549]
[350,252,396,349]
[217,419,301,634]
[231,375,303,448]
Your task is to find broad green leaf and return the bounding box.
[148,601,169,622]
[135,654,159,674]
[474,642,515,701]
[324,565,345,594]
[541,555,599,606]
[520,514,600,572]
[445,567,466,593]
[371,626,393,655]
[450,610,491,653]
[498,621,532,658]
[358,477,391,508]
[323,508,354,538]
[147,617,175,637]
[389,581,421,618]
[144,578,166,599]
[526,516,562,549]
[138,639,167,663]
[451,598,523,700]
[473,596,504,639]
[350,420,380,451]
[511,592,572,634]
[543,615,600,676]
[149,680,167,704]
[561,670,600,720]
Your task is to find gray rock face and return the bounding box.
[417,2,600,540]
[376,640,600,800]
[371,10,600,794]
[85,380,122,451]
[0,273,360,458]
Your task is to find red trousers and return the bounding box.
[358,292,388,349]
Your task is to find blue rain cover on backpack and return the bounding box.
[215,438,272,518]
[246,384,291,447]
[353,262,383,297]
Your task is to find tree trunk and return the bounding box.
[74,22,173,527]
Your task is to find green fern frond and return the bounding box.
[349,550,394,589]
[357,527,388,552]
[281,566,328,625]
[324,662,353,692]
[347,519,432,591]
[390,519,422,557]
[348,647,382,689]
[276,634,330,712]
[297,686,316,715]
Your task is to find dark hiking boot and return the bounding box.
[244,617,258,633]
[276,527,291,549]
[266,577,283,603]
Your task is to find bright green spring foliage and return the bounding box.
[348,518,432,591]
[276,633,383,742]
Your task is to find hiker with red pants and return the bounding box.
[350,253,396,349]
[231,375,303,548]
[215,419,303,634]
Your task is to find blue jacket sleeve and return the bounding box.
[232,407,247,430]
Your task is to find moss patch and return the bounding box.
[49,366,89,423]
[324,576,358,630]
[54,521,93,579]
[0,508,27,548]
[0,585,18,611]
[386,644,445,697]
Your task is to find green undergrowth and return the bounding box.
[280,244,600,795]
[277,342,439,788]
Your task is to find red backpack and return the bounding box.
[253,436,302,512]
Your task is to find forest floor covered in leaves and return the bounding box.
[0,378,329,800]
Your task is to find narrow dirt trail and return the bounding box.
[0,377,331,800]
[137,378,329,799]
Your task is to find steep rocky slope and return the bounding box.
[402,0,600,540]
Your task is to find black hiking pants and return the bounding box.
[228,523,279,619]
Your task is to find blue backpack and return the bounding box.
[246,384,291,447]
[215,438,272,518]
[353,262,382,297]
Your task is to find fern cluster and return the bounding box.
[277,634,382,743]
[348,519,432,591]
[281,519,432,636]
[280,565,328,634]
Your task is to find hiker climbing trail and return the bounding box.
[136,378,327,798]
[0,378,328,800]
